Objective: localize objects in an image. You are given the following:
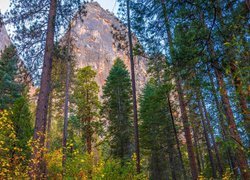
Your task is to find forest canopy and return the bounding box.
[0,0,249,179]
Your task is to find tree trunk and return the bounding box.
[193,126,202,174]
[62,56,71,169]
[200,92,224,177]
[207,67,239,177]
[168,152,177,180]
[176,78,198,180]
[160,0,198,178]
[46,91,53,150]
[167,95,187,179]
[196,94,217,178]
[86,117,92,154]
[229,61,249,134]
[29,0,57,178]
[211,60,249,179]
[126,0,140,173]
[214,2,250,177]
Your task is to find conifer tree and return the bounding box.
[102,58,133,163]
[139,80,180,179]
[73,66,100,154]
[11,95,33,165]
[5,1,87,175]
[0,45,22,110]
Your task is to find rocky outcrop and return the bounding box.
[70,2,148,94]
[0,25,11,54]
[0,24,36,97]
[0,2,148,97]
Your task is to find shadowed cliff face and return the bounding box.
[70,2,148,95]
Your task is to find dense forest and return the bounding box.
[0,0,249,179]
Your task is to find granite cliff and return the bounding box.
[70,2,148,94]
[0,25,11,53]
[0,2,148,96]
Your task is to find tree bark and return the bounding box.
[62,53,71,169]
[207,66,239,177]
[46,90,53,150]
[29,0,57,178]
[86,117,92,154]
[126,0,140,173]
[193,126,202,174]
[196,94,217,178]
[211,59,249,180]
[229,61,249,134]
[176,78,198,180]
[167,95,187,180]
[160,1,198,178]
[168,152,177,180]
[214,3,250,177]
[200,94,223,177]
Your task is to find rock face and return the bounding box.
[0,2,148,97]
[70,2,148,94]
[0,25,11,53]
[0,24,36,97]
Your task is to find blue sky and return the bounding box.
[0,0,118,13]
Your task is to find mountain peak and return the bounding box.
[70,2,148,94]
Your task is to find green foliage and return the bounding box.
[139,80,180,179]
[73,66,101,152]
[0,45,22,109]
[73,66,100,120]
[10,95,33,161]
[47,44,76,151]
[45,147,147,179]
[102,58,133,162]
[0,110,28,178]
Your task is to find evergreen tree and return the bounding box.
[5,1,87,175]
[0,45,22,110]
[10,95,33,165]
[139,79,180,179]
[102,58,133,163]
[116,0,141,172]
[73,66,100,154]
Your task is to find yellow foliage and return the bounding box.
[0,110,28,178]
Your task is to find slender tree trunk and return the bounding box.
[168,152,177,180]
[160,1,198,178]
[126,0,140,173]
[86,117,92,154]
[207,67,227,137]
[207,67,238,177]
[62,54,71,169]
[29,0,57,178]
[200,93,224,177]
[229,61,250,134]
[211,60,249,179]
[214,3,250,177]
[176,78,198,179]
[46,91,53,150]
[227,149,238,177]
[215,0,249,134]
[167,95,187,180]
[193,127,202,174]
[196,95,217,178]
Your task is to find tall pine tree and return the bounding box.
[0,45,22,110]
[73,66,100,155]
[102,58,133,163]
